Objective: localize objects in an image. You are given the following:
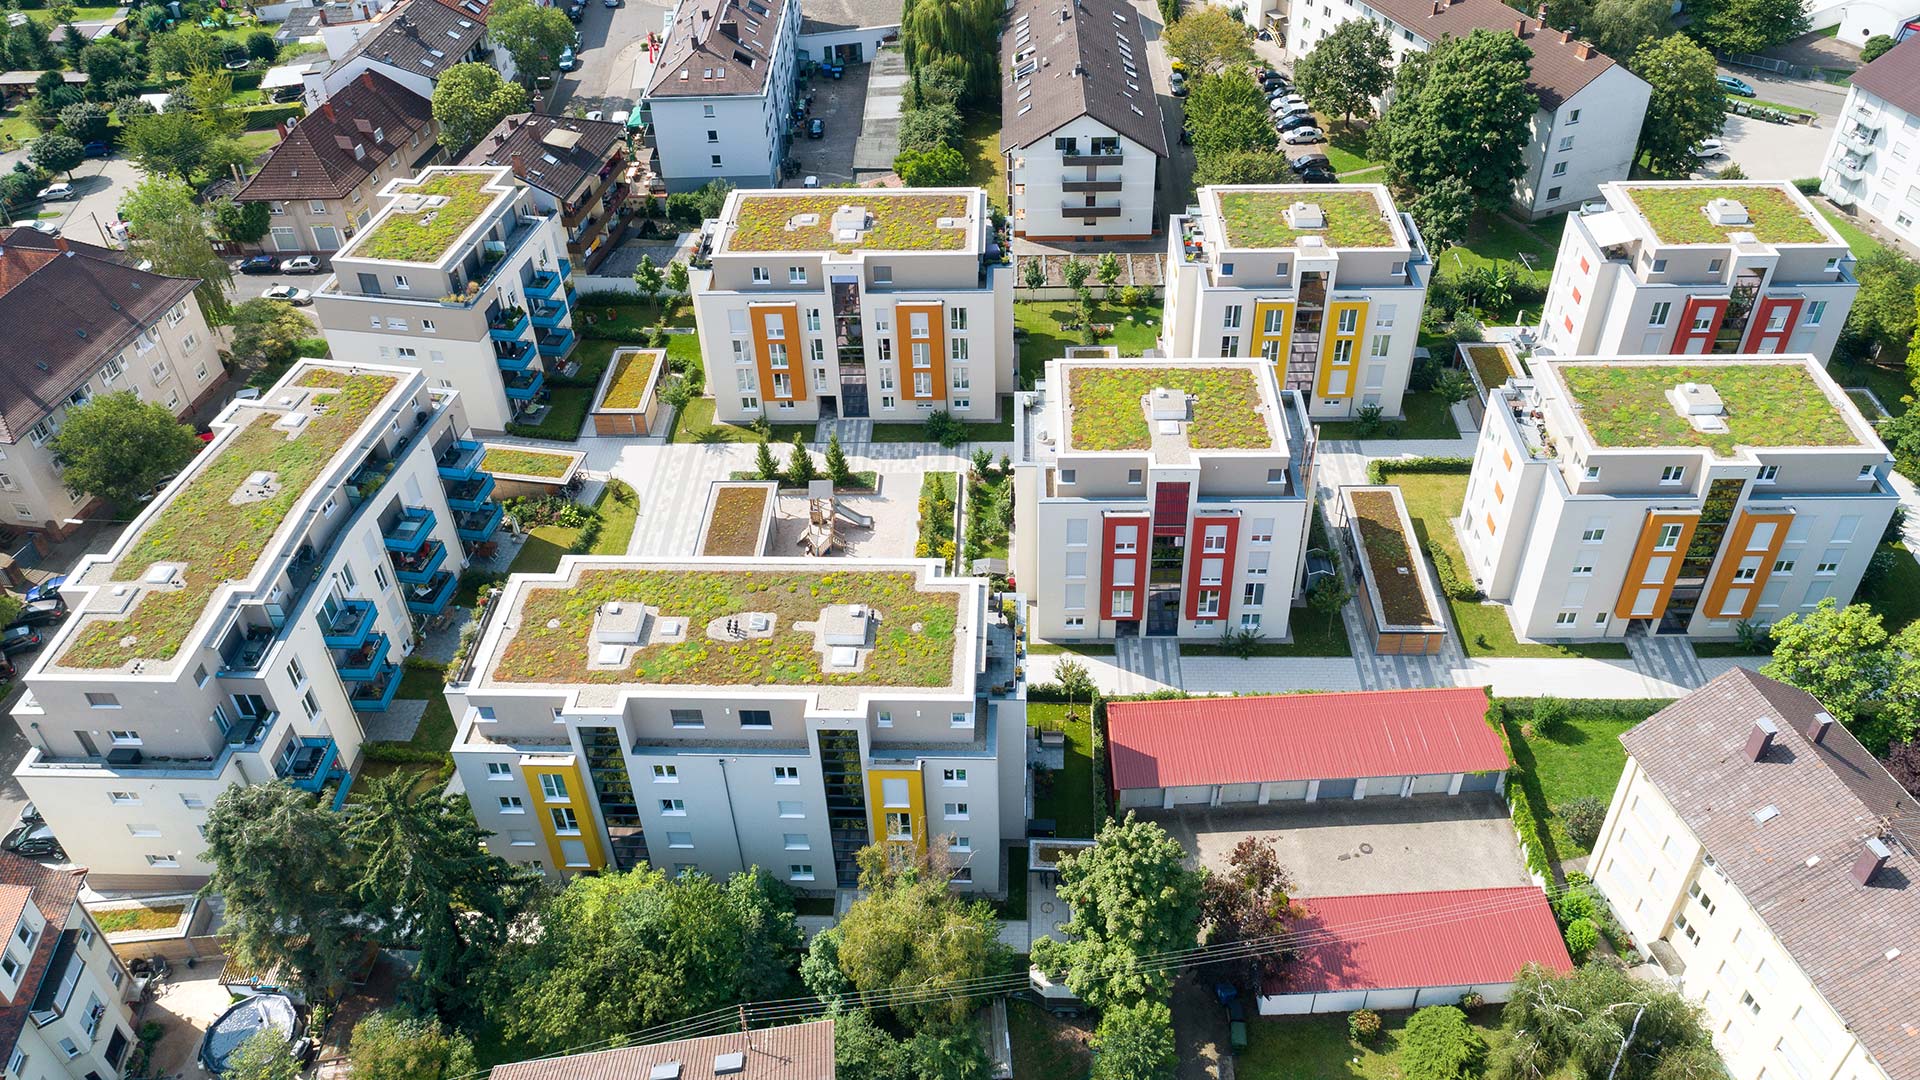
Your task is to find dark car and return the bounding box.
[808,118,825,139]
[567,2,584,18]
[6,600,66,630]
[24,576,64,604]
[1291,152,1332,171]
[82,140,110,158]
[272,84,305,103]
[0,626,42,656]
[1299,168,1339,183]
[1,823,63,860]
[1259,68,1283,82]
[239,254,279,275]
[1278,112,1318,132]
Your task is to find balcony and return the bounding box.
[333,632,392,681]
[526,269,561,300]
[1062,179,1124,193]
[278,737,350,790]
[496,340,536,372]
[347,458,393,502]
[223,709,278,750]
[566,282,579,309]
[392,537,448,583]
[318,598,377,649]
[436,439,483,482]
[217,621,278,676]
[1063,204,1123,218]
[383,506,438,555]
[504,368,546,401]
[488,307,530,341]
[444,471,496,512]
[1840,126,1876,155]
[558,257,572,279]
[456,501,504,543]
[536,327,575,358]
[1063,151,1123,167]
[405,570,457,616]
[1834,154,1869,181]
[531,301,567,329]
[1850,105,1882,131]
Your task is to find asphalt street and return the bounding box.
[547,0,676,115]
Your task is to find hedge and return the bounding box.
[1365,455,1472,484]
[1506,777,1554,881]
[242,103,304,131]
[361,742,453,766]
[230,70,264,91]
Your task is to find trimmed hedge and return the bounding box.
[242,103,304,131]
[1365,455,1473,484]
[1507,778,1554,881]
[230,70,264,91]
[361,742,452,766]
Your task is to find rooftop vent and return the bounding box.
[1807,710,1835,745]
[1705,198,1750,226]
[936,216,965,229]
[1146,387,1190,423]
[1853,836,1892,885]
[648,1064,683,1080]
[1669,382,1729,434]
[820,604,872,647]
[713,1052,746,1075]
[1745,716,1778,762]
[1284,201,1325,230]
[829,204,871,238]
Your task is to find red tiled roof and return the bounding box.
[1107,688,1503,790]
[237,71,434,204]
[1262,887,1573,996]
[489,1019,835,1080]
[0,856,88,1059]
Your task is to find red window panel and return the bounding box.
[1563,315,1574,332]
[1572,286,1582,304]
[1741,295,1804,354]
[1185,515,1240,621]
[1579,256,1590,274]
[1670,296,1728,354]
[1101,514,1150,622]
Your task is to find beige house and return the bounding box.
[0,854,140,1080]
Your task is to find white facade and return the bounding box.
[12,361,490,888]
[1805,0,1913,44]
[1819,85,1920,250]
[1007,120,1160,241]
[1162,184,1431,421]
[643,0,800,191]
[0,874,139,1080]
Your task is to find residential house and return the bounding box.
[642,0,801,190]
[1819,36,1920,250]
[300,0,511,107]
[458,113,633,274]
[0,855,140,1080]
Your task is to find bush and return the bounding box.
[924,410,965,448]
[1552,885,1596,927]
[1348,1009,1382,1042]
[1564,917,1599,963]
[1399,1006,1486,1080]
[242,103,304,130]
[1507,781,1553,881]
[1558,795,1608,849]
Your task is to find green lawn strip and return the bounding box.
[508,523,581,575]
[959,111,1008,213]
[577,298,695,335]
[593,481,639,556]
[1007,1001,1092,1080]
[1740,98,1817,117]
[481,447,573,478]
[1323,129,1381,175]
[1180,604,1352,657]
[1439,215,1557,287]
[25,5,125,21]
[1315,390,1459,440]
[1497,697,1663,860]
[234,129,281,156]
[1027,642,1117,656]
[1240,1009,1512,1080]
[918,471,958,557]
[1029,702,1096,838]
[1015,301,1161,388]
[92,904,188,934]
[1690,642,1770,658]
[1815,205,1887,260]
[1861,543,1920,633]
[991,846,1029,920]
[504,387,590,440]
[392,665,457,753]
[670,397,813,444]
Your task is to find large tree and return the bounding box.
[1499,963,1722,1080]
[1584,0,1671,61]
[1185,71,1278,167]
[1161,7,1256,75]
[202,783,363,1000]
[346,1012,477,1080]
[27,132,84,182]
[1090,1000,1177,1080]
[213,197,272,244]
[1688,0,1809,55]
[1763,598,1920,754]
[1843,247,1920,358]
[489,0,575,86]
[147,26,225,77]
[835,844,1007,1029]
[57,101,110,144]
[118,175,233,321]
[120,109,217,180]
[1377,30,1536,215]
[224,1030,302,1080]
[48,392,200,513]
[1293,19,1392,128]
[900,0,1000,103]
[1409,176,1474,252]
[1032,813,1203,1010]
[431,63,529,157]
[1629,35,1726,178]
[79,36,140,86]
[228,298,315,367]
[1192,148,1294,186]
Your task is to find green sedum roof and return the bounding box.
[1214,189,1397,248]
[1066,366,1272,451]
[1556,361,1860,454]
[726,193,972,253]
[1621,185,1830,245]
[353,172,500,262]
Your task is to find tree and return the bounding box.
[1022,257,1046,292]
[666,259,690,296]
[825,432,854,487]
[28,132,83,181]
[1409,176,1474,252]
[1844,247,1920,357]
[246,29,279,63]
[224,1030,302,1080]
[57,101,109,144]
[1499,963,1720,1080]
[1885,739,1920,797]
[1199,836,1296,978]
[1584,0,1670,61]
[1377,31,1535,214]
[1091,1000,1177,1080]
[754,437,781,481]
[836,844,1007,1028]
[1192,148,1294,185]
[121,109,216,179]
[1061,256,1091,293]
[1185,71,1278,164]
[1399,1006,1486,1080]
[119,175,233,321]
[900,0,1000,103]
[347,1012,476,1080]
[784,432,818,487]
[1162,7,1255,74]
[1294,19,1392,127]
[1861,33,1897,62]
[1763,598,1918,753]
[894,143,966,186]
[79,37,140,86]
[182,68,245,137]
[431,62,529,156]
[213,197,272,244]
[801,926,855,1006]
[897,100,962,155]
[48,392,200,512]
[1095,251,1122,292]
[1630,35,1725,178]
[6,18,55,70]
[147,26,224,76]
[489,0,576,84]
[632,253,663,304]
[1157,0,1181,31]
[1032,813,1203,1010]
[229,298,314,367]
[202,782,363,999]
[1689,0,1809,55]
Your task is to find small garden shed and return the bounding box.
[589,346,669,436]
[1341,485,1448,655]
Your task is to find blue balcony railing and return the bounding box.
[318,599,376,649]
[565,283,578,309]
[504,369,545,401]
[445,472,495,513]
[558,257,572,279]
[531,301,566,329]
[526,269,560,300]
[383,507,437,555]
[333,632,391,681]
[496,341,536,372]
[279,737,346,790]
[392,538,448,584]
[436,439,483,482]
[536,327,575,358]
[488,309,531,341]
[349,662,403,713]
[456,501,504,543]
[405,571,457,616]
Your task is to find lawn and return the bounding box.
[234,129,282,157]
[1839,361,1911,417]
[505,387,591,440]
[92,903,189,934]
[671,397,813,444]
[393,663,457,753]
[1557,361,1856,453]
[1860,543,1920,633]
[1816,204,1887,260]
[1498,698,1663,861]
[577,297,696,334]
[1315,390,1460,440]
[1066,366,1267,450]
[1438,214,1558,292]
[959,111,1008,213]
[23,4,124,21]
[506,482,639,573]
[871,396,1016,443]
[1180,602,1353,657]
[1015,301,1161,388]
[0,110,39,150]
[481,446,574,478]
[1381,468,1629,659]
[993,845,1028,919]
[1029,702,1096,838]
[1007,1001,1091,1080]
[1325,127,1381,176]
[1240,1009,1512,1080]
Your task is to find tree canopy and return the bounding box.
[28,132,84,181]
[1192,148,1295,186]
[347,1012,477,1080]
[835,844,1007,1029]
[432,62,530,157]
[1199,836,1296,978]
[1161,7,1256,74]
[1186,70,1278,167]
[228,298,316,367]
[1376,30,1536,214]
[1032,813,1202,1010]
[48,392,201,513]
[1763,598,1920,753]
[1090,1000,1177,1080]
[1687,0,1809,55]
[1294,19,1392,127]
[1843,247,1920,357]
[489,0,576,85]
[894,143,967,186]
[1499,963,1721,1080]
[900,0,1000,103]
[118,175,233,321]
[1630,35,1726,178]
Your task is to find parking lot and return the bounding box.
[1144,793,1533,898]
[786,61,870,187]
[7,152,143,247]
[1717,113,1834,183]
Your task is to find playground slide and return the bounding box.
[835,504,874,529]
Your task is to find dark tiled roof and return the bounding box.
[1849,34,1920,117]
[489,1019,835,1080]
[999,0,1167,157]
[646,0,791,97]
[1362,0,1622,110]
[798,0,900,34]
[457,113,626,202]
[0,856,88,1064]
[1621,669,1920,1080]
[336,0,492,81]
[237,71,434,203]
[0,229,200,444]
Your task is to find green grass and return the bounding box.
[992,845,1028,919]
[1015,301,1161,388]
[1841,363,1910,417]
[91,903,188,934]
[394,664,457,752]
[959,110,1007,213]
[234,129,282,156]
[1691,641,1770,658]
[506,484,638,571]
[1315,389,1460,440]
[670,397,813,444]
[0,111,36,150]
[504,387,591,440]
[1029,702,1096,838]
[1558,361,1858,452]
[1622,184,1827,245]
[1240,1009,1513,1080]
[1181,603,1352,656]
[1007,1001,1091,1080]
[1742,97,1817,117]
[1815,205,1886,260]
[1027,642,1117,656]
[1066,366,1268,450]
[871,395,1016,442]
[1861,543,1920,633]
[918,471,958,557]
[24,5,124,22]
[1438,214,1557,291]
[577,298,695,334]
[1499,699,1662,859]
[1382,469,1630,659]
[1215,189,1395,248]
[728,193,971,252]
[481,446,574,478]
[1324,128,1381,175]
[352,172,497,262]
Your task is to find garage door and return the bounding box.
[1316,777,1357,800]
[1168,785,1212,806]
[1460,771,1502,792]
[1410,773,1452,795]
[1265,780,1309,801]
[1365,776,1410,798]
[1219,783,1260,804]
[1118,788,1161,810]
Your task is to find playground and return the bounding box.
[770,479,917,560]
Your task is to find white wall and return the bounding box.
[1009,119,1159,240]
[1820,86,1920,249]
[1515,69,1650,218]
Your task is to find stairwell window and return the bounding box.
[660,799,687,815]
[653,764,678,781]
[1660,465,1685,485]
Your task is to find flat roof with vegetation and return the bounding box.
[481,445,577,480]
[599,348,663,411]
[352,171,502,262]
[1347,488,1440,629]
[1621,185,1830,246]
[59,366,401,670]
[700,485,770,557]
[1213,189,1397,249]
[722,193,973,253]
[1553,360,1861,453]
[1065,366,1274,451]
[1464,344,1520,391]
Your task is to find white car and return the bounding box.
[1694,139,1727,160]
[279,255,323,274]
[803,175,820,188]
[1270,97,1310,115]
[585,109,604,121]
[261,284,313,305]
[610,110,631,125]
[37,183,75,201]
[1282,127,1324,145]
[8,220,58,236]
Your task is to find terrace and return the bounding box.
[1064,365,1274,452]
[1212,189,1397,249]
[1551,360,1861,454]
[348,171,503,263]
[1620,185,1830,246]
[721,193,974,253]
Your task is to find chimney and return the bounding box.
[1744,716,1779,762]
[322,100,335,122]
[1807,710,1836,745]
[1560,27,1571,42]
[1536,2,1547,17]
[1574,41,1592,58]
[510,151,526,177]
[1431,0,1440,13]
[361,70,375,90]
[54,235,68,253]
[1514,17,1527,35]
[1852,836,1892,885]
[276,119,290,139]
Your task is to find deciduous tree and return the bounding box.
[1584,0,1671,61]
[1192,148,1294,185]
[900,0,1000,102]
[57,101,109,144]
[1294,19,1392,127]
[489,0,576,85]
[897,100,961,155]
[1688,0,1809,55]
[1186,70,1277,165]
[1763,598,1891,724]
[431,62,529,157]
[1499,963,1720,1080]
[1032,813,1202,1010]
[228,298,314,366]
[1861,33,1896,62]
[213,197,271,243]
[632,253,663,303]
[1630,35,1726,178]
[79,37,139,86]
[120,108,216,179]
[1199,836,1296,978]
[1162,7,1256,74]
[28,131,83,181]
[836,844,1007,1028]
[1409,176,1474,252]
[1376,30,1535,214]
[118,175,233,320]
[147,26,224,76]
[1844,247,1920,358]
[666,258,690,296]
[1090,1000,1177,1080]
[49,392,200,511]
[894,143,966,185]
[224,1030,302,1080]
[346,1012,477,1080]
[1400,1006,1485,1080]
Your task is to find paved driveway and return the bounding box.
[550,0,675,114]
[21,153,144,246]
[787,61,868,186]
[1717,113,1835,184]
[1144,792,1532,897]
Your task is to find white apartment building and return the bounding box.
[1460,353,1897,642]
[1538,182,1858,362]
[999,0,1167,241]
[1285,0,1648,219]
[0,856,140,1080]
[1819,36,1920,251]
[1589,669,1920,1080]
[300,0,511,107]
[1162,185,1431,421]
[445,557,1027,896]
[1011,357,1317,642]
[12,360,500,888]
[689,187,1014,423]
[313,165,578,434]
[641,0,800,191]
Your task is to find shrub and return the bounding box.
[1531,696,1568,735]
[1399,1006,1486,1080]
[1352,401,1386,436]
[1558,795,1608,849]
[1564,917,1599,963]
[1458,990,1483,1010]
[1552,886,1597,927]
[1348,1009,1382,1042]
[924,410,965,448]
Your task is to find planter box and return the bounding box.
[588,346,669,437]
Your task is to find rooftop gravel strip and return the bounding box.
[481,447,573,479]
[493,568,959,686]
[1622,185,1829,245]
[1556,362,1859,453]
[1214,189,1396,248]
[60,370,398,669]
[726,193,972,252]
[600,349,662,410]
[1067,366,1271,451]
[353,172,499,262]
[1349,489,1437,627]
[700,486,770,557]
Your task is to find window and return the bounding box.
[778,801,805,818]
[487,762,512,779]
[1267,468,1285,485]
[1558,136,1574,151]
[943,768,967,784]
[711,154,723,168]
[1551,162,1567,177]
[1567,108,1581,123]
[421,318,436,333]
[1547,187,1562,201]
[539,774,570,801]
[1243,582,1265,607]
[752,266,770,283]
[660,799,687,815]
[507,830,535,846]
[550,807,580,834]
[652,764,678,781]
[1571,564,1594,576]
[1756,464,1779,483]
[180,793,205,809]
[1773,558,1795,574]
[872,265,892,284]
[943,802,970,819]
[784,833,810,849]
[109,791,139,805]
[1223,305,1243,329]
[1815,550,1841,574]
[86,692,119,708]
[1657,523,1684,550]
[789,864,815,881]
[788,266,806,283]
[951,711,972,728]
[498,796,525,813]
[1582,523,1607,543]
[1556,611,1579,626]
[1805,300,1826,326]
[1251,519,1274,543]
[884,812,913,841]
[670,709,704,728]
[1660,465,1685,485]
[0,954,17,981]
[1337,308,1359,334]
[667,831,694,848]
[949,307,968,331]
[774,765,800,783]
[302,689,320,720]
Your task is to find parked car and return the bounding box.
[808,118,825,138]
[1299,167,1338,183]
[280,255,322,274]
[557,47,578,70]
[1717,74,1755,97]
[1267,84,1292,100]
[272,84,305,103]
[82,140,110,157]
[239,254,279,275]
[261,284,313,305]
[13,803,40,829]
[585,109,604,121]
[37,183,75,202]
[0,625,43,657]
[803,175,820,188]
[603,0,619,8]
[1259,68,1283,83]
[1283,126,1324,144]
[24,576,64,604]
[6,600,68,630]
[611,110,631,125]
[9,220,58,236]
[1694,139,1727,159]
[1291,152,1332,172]
[566,1,584,18]
[1170,77,1187,96]
[1278,112,1318,132]
[0,823,63,860]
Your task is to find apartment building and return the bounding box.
[300,0,510,106]
[642,0,800,190]
[1010,357,1317,641]
[1538,182,1857,362]
[1285,0,1647,219]
[12,360,501,887]
[0,855,140,1080]
[689,187,1013,423]
[1588,669,1920,1080]
[1819,36,1920,250]
[1162,185,1431,421]
[1460,353,1897,642]
[312,165,578,433]
[0,228,224,540]
[236,71,441,255]
[445,557,1026,896]
[458,114,632,273]
[999,0,1166,240]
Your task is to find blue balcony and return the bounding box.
[392,538,448,584]
[488,307,531,341]
[318,598,376,649]
[526,269,561,300]
[405,570,457,616]
[531,301,566,329]
[536,327,575,358]
[504,369,546,401]
[436,439,483,482]
[566,283,579,310]
[445,471,496,512]
[456,501,504,543]
[558,257,572,279]
[383,507,438,555]
[333,632,392,681]
[496,340,536,372]
[278,737,349,790]
[350,662,403,713]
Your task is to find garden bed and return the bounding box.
[697,482,775,557]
